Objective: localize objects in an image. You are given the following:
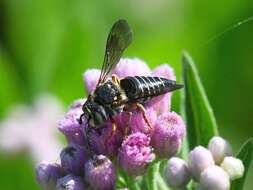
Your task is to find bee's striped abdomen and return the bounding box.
[120,76,183,102]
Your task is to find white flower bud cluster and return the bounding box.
[164,136,244,190]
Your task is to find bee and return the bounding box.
[79,19,183,135]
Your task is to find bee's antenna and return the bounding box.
[78,113,85,125]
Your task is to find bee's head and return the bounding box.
[82,98,108,128]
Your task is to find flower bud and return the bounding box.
[36,162,64,190]
[83,69,100,93]
[56,174,86,190]
[220,156,244,180]
[118,132,155,176]
[151,112,185,158]
[113,58,151,78]
[85,155,116,190]
[69,99,86,109]
[200,166,230,190]
[164,157,191,188]
[89,121,124,157]
[147,64,176,115]
[208,136,232,164]
[188,146,215,181]
[60,143,88,175]
[58,100,86,146]
[127,107,157,134]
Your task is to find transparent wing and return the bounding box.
[97,19,133,85]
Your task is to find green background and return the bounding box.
[0,0,252,189]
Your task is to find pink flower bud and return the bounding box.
[200,166,230,190]
[151,112,185,158]
[85,155,116,190]
[36,162,64,190]
[58,100,86,146]
[89,122,124,157]
[83,69,100,93]
[164,157,191,188]
[60,143,88,175]
[221,156,244,180]
[118,132,155,176]
[147,64,176,115]
[208,136,232,164]
[113,58,151,78]
[188,146,215,181]
[127,107,157,135]
[56,174,86,190]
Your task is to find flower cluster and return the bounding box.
[36,58,186,190]
[164,136,244,189]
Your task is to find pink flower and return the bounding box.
[83,69,101,93]
[58,99,86,146]
[56,174,86,190]
[0,95,64,163]
[113,58,151,78]
[147,64,176,115]
[89,121,124,157]
[36,161,64,190]
[85,155,116,190]
[151,112,186,158]
[60,143,89,175]
[118,132,155,176]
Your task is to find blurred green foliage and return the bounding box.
[0,0,252,189]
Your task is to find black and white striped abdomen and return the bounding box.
[120,76,183,102]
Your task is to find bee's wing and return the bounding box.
[97,19,133,85]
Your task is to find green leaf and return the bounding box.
[116,167,128,189]
[5,0,65,97]
[116,167,144,190]
[231,138,253,190]
[182,52,219,149]
[0,47,25,117]
[179,88,190,159]
[145,161,170,190]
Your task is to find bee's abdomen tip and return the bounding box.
[175,83,184,89]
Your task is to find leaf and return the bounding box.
[145,161,170,190]
[116,167,143,190]
[179,89,190,159]
[182,52,219,149]
[231,138,253,190]
[116,167,128,189]
[0,48,24,117]
[5,0,65,97]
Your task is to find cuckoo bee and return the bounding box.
[79,19,183,134]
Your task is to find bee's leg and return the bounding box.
[112,74,121,85]
[135,103,152,129]
[124,111,133,136]
[110,117,117,135]
[105,117,118,146]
